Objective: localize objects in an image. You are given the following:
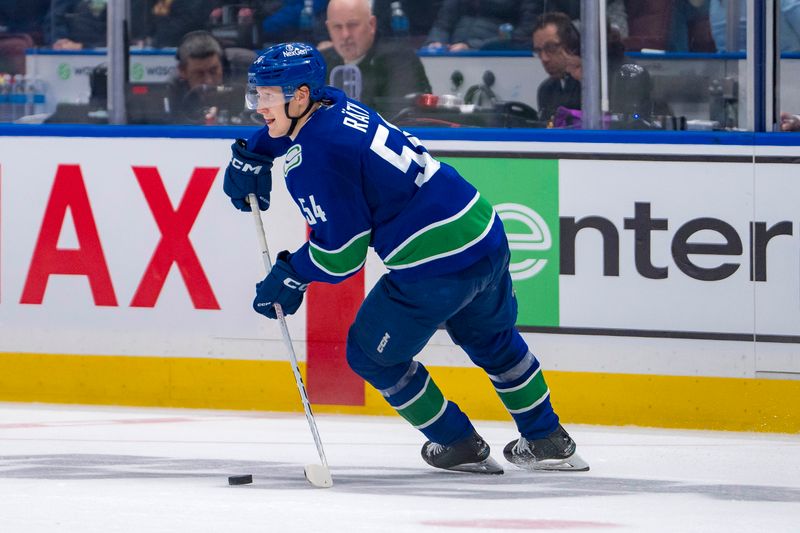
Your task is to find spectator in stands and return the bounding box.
[531,0,628,38]
[247,0,329,46]
[533,11,656,127]
[0,0,49,44]
[780,112,800,131]
[0,0,50,73]
[780,0,800,51]
[372,0,444,46]
[532,11,582,124]
[322,0,431,116]
[148,0,216,47]
[423,0,627,52]
[624,0,715,52]
[709,0,800,53]
[206,1,257,48]
[707,0,744,52]
[424,0,540,51]
[47,0,215,49]
[45,0,108,49]
[165,30,253,124]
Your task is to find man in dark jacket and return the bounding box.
[46,0,108,49]
[322,0,430,118]
[532,11,581,124]
[424,0,539,51]
[165,30,242,124]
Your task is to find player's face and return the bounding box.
[255,86,292,137]
[533,24,567,77]
[326,1,376,63]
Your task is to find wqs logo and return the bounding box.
[496,203,552,281]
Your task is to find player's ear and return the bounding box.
[295,85,311,103]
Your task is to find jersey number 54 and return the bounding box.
[299,195,327,225]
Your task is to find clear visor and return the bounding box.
[245,78,293,110]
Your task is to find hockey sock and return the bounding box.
[378,361,474,446]
[489,351,559,439]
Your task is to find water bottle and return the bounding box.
[209,7,222,25]
[0,74,11,122]
[31,78,47,115]
[499,23,514,41]
[11,74,25,120]
[708,79,724,127]
[299,0,314,39]
[390,1,410,38]
[24,76,35,116]
[238,7,253,25]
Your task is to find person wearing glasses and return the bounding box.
[532,11,581,124]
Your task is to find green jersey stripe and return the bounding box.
[384,193,496,270]
[395,375,447,428]
[494,367,550,413]
[308,229,371,277]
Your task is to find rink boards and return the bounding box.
[0,128,798,433]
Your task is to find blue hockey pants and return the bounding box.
[346,244,560,446]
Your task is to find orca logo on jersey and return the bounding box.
[284,144,303,176]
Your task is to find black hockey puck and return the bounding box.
[228,474,253,485]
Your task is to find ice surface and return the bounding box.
[1,403,798,532]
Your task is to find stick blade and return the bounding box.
[304,464,333,488]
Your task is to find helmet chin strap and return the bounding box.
[284,99,315,137]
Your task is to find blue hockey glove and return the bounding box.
[253,251,310,319]
[223,138,274,212]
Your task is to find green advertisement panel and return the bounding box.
[440,157,560,327]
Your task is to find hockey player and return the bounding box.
[223,42,589,474]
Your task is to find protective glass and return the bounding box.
[245,76,293,110]
[533,41,563,56]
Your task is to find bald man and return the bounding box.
[322,0,431,117]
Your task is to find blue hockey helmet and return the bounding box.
[246,42,327,110]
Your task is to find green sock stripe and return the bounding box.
[495,368,550,414]
[395,375,447,428]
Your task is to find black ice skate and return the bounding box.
[503,425,590,472]
[421,431,504,474]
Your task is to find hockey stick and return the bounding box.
[248,193,333,489]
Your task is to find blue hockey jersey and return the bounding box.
[248,87,506,284]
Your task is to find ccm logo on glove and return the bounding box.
[223,138,274,212]
[283,278,309,291]
[253,251,310,319]
[230,157,265,174]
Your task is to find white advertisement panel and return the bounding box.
[559,158,758,334]
[753,157,800,376]
[0,136,307,360]
[2,135,799,379]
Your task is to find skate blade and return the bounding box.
[447,456,504,475]
[511,452,590,472]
